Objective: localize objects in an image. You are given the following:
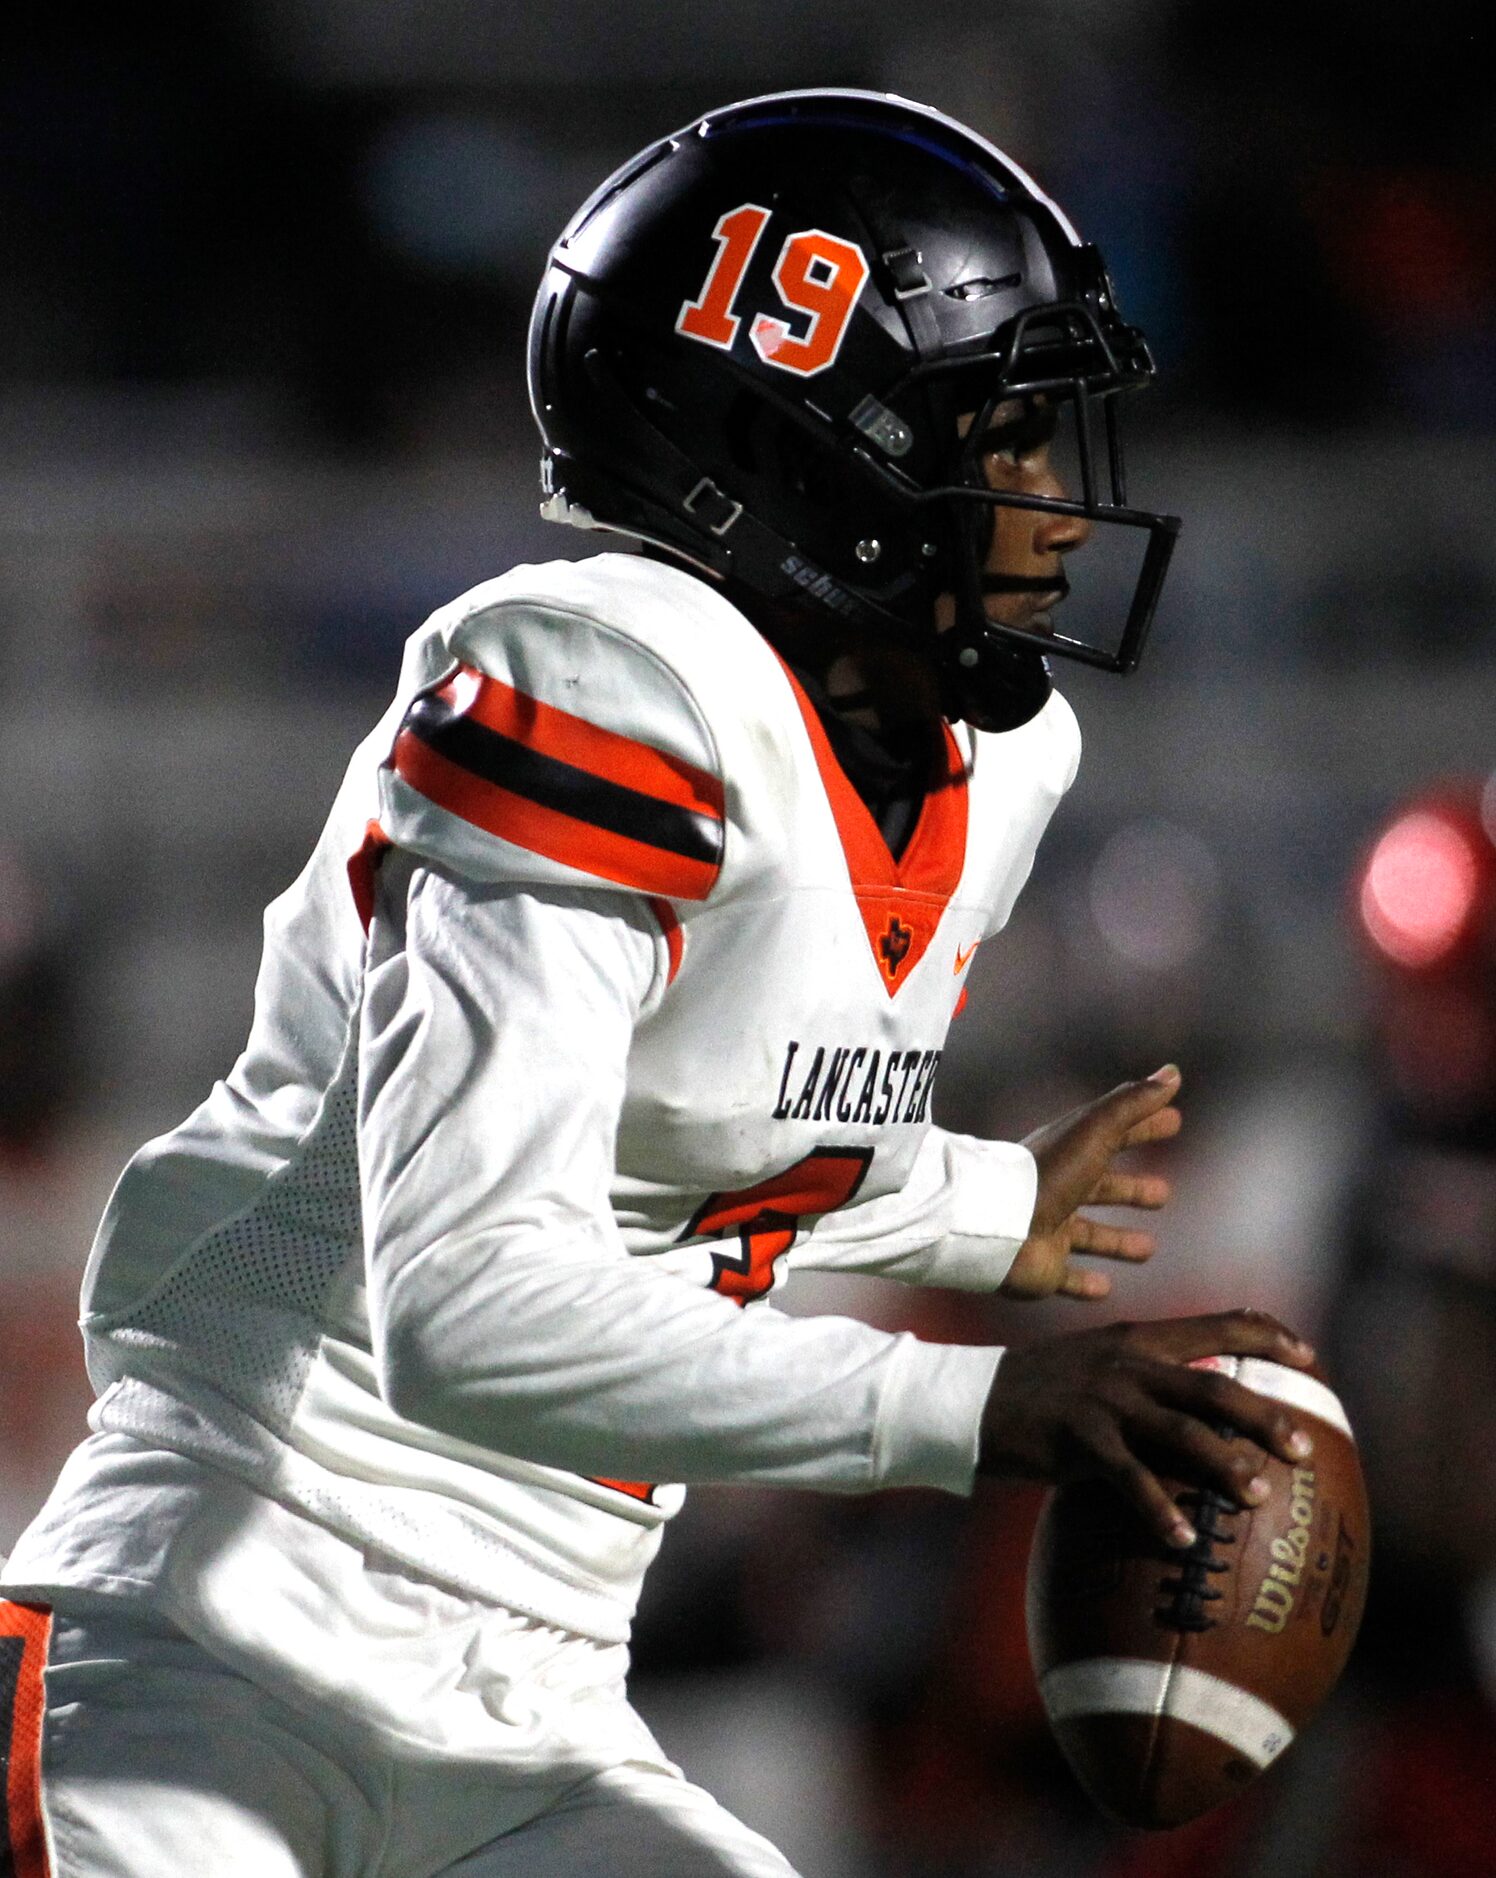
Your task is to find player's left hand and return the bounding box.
[1000,1065,1181,1302]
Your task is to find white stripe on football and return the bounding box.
[1040,1657,1296,1770]
[1189,1355,1353,1439]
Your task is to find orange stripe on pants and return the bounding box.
[0,1600,52,1878]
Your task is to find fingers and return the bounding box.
[1095,1375,1301,1545]
[1121,1105,1182,1148]
[1027,1069,1184,1235]
[977,1309,1319,1554]
[1131,1399,1275,1509]
[1068,1217,1156,1261]
[1091,1171,1171,1209]
[1135,1308,1315,1371]
[1096,1066,1181,1141]
[1079,1414,1197,1550]
[1150,1363,1314,1469]
[1057,1267,1112,1302]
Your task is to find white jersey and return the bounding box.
[5,553,1080,1650]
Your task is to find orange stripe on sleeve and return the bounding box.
[593,1477,656,1503]
[347,819,393,933]
[394,730,720,901]
[646,897,685,986]
[446,668,724,821]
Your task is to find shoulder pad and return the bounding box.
[378,557,732,900]
[1029,688,1082,797]
[971,686,1081,798]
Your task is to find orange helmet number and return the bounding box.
[675,202,772,349]
[677,205,869,378]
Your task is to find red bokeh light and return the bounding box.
[1359,810,1481,969]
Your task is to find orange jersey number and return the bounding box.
[592,1147,874,1504]
[684,1146,875,1305]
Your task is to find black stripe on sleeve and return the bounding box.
[403,693,724,866]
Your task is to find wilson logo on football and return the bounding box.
[676,203,869,378]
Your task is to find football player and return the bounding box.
[0,91,1317,1876]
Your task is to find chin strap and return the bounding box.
[933,492,1053,732]
[934,619,1053,732]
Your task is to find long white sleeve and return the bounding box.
[789,1126,1036,1291]
[359,863,999,1496]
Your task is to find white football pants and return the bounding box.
[10,1602,801,1877]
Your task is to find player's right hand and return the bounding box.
[976,1310,1318,1550]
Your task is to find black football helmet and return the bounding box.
[528,88,1180,731]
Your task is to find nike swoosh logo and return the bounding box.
[954,941,979,975]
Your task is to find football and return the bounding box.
[1025,1355,1370,1829]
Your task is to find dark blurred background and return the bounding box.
[2,4,1494,1873]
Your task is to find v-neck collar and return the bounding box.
[776,657,970,995]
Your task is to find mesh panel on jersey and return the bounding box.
[109,1048,364,1430]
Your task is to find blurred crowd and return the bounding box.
[3,3,1496,1873]
[3,2,1492,445]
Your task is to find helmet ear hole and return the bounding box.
[726,394,848,536]
[722,392,761,476]
[770,423,841,512]
[726,395,841,517]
